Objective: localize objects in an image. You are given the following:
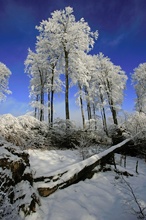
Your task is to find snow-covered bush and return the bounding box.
[124,112,146,141]
[107,123,118,137]
[51,118,108,149]
[85,119,112,144]
[73,133,93,160]
[53,118,77,131]
[0,114,50,148]
[122,112,146,156]
[51,118,78,148]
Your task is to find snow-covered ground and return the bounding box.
[27,149,81,178]
[25,149,146,220]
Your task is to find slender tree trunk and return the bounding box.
[50,90,54,127]
[87,102,92,121]
[110,100,118,125]
[49,61,58,127]
[136,94,143,113]
[40,87,44,121]
[49,66,55,127]
[106,79,118,125]
[38,69,44,121]
[92,103,97,130]
[64,50,70,120]
[34,94,39,119]
[84,86,91,121]
[100,106,108,136]
[99,87,108,135]
[48,91,50,124]
[78,83,85,129]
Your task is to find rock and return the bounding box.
[38,187,58,197]
[0,136,40,216]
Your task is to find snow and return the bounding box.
[0,130,145,220]
[30,139,131,190]
[0,138,21,162]
[28,149,81,178]
[0,114,49,148]
[25,148,146,220]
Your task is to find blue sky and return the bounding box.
[0,0,146,121]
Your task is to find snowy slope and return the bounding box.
[28,149,81,178]
[26,149,146,220]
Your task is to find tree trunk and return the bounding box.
[87,102,92,121]
[92,103,97,130]
[35,138,131,197]
[64,50,70,120]
[110,101,118,125]
[48,91,50,124]
[78,83,85,129]
[84,86,91,121]
[40,87,44,121]
[50,66,55,127]
[50,91,54,126]
[101,107,108,136]
[34,95,39,119]
[99,87,108,135]
[38,69,44,122]
[106,78,118,125]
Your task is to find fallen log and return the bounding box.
[35,138,131,197]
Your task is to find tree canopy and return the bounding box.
[132,63,146,113]
[0,62,11,102]
[25,6,128,130]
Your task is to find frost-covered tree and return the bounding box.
[69,52,127,130]
[85,54,108,133]
[25,49,49,121]
[124,111,146,138]
[25,44,62,124]
[35,27,62,126]
[93,53,127,126]
[71,52,94,128]
[132,63,146,113]
[0,62,11,102]
[36,6,98,121]
[25,6,127,130]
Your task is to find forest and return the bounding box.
[0,6,146,220]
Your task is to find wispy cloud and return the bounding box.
[84,0,145,49]
[0,0,35,32]
[0,96,31,116]
[108,33,126,47]
[100,15,141,49]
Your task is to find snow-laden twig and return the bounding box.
[116,174,146,219]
